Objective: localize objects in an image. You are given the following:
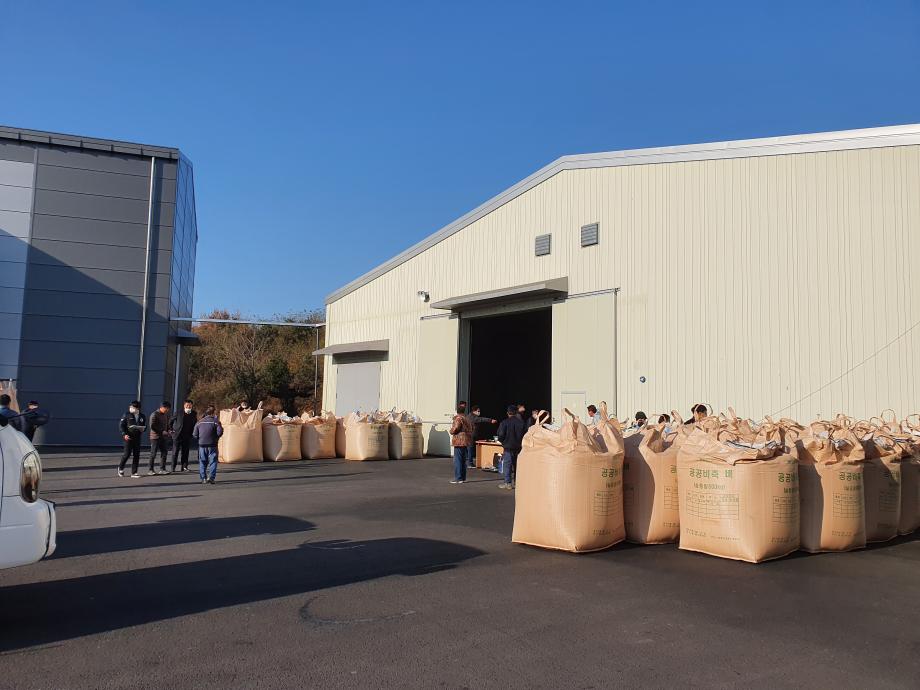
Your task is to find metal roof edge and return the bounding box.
[0,124,182,160]
[325,122,920,305]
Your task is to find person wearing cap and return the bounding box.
[193,406,223,485]
[497,404,525,490]
[118,400,147,478]
[19,401,50,442]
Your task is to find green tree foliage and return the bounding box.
[187,309,325,415]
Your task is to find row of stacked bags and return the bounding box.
[512,406,919,562]
[216,406,424,463]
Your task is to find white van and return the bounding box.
[0,418,56,568]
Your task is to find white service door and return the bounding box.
[416,316,458,456]
[334,361,381,416]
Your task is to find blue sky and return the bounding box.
[3,1,919,316]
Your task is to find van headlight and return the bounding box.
[21,451,41,503]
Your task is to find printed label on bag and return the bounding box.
[593,489,620,516]
[772,496,797,523]
[663,485,679,511]
[879,489,899,513]
[623,485,635,508]
[833,492,863,518]
[686,491,739,521]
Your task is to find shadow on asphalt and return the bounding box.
[44,460,348,474]
[0,537,485,651]
[57,495,204,509]
[43,464,126,473]
[51,515,317,559]
[42,471,371,495]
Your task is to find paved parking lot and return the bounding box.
[1,450,918,689]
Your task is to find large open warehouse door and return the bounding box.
[467,308,551,422]
[417,315,458,455]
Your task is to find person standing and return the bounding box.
[19,401,50,442]
[466,404,497,469]
[497,404,525,490]
[118,401,146,478]
[171,399,197,472]
[517,404,528,424]
[237,399,251,412]
[148,401,172,475]
[448,404,473,484]
[193,406,223,485]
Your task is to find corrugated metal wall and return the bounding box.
[325,144,920,428]
[0,134,195,445]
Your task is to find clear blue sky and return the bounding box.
[3,1,919,316]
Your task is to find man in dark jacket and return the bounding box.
[19,401,50,442]
[148,401,172,475]
[193,406,223,485]
[118,401,147,478]
[170,399,196,472]
[466,404,497,469]
[497,404,525,490]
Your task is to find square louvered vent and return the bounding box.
[535,233,551,256]
[581,223,599,247]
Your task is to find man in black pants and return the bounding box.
[148,401,172,475]
[497,405,525,490]
[118,400,146,478]
[171,399,197,472]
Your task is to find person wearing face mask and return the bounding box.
[170,399,197,472]
[237,400,251,412]
[118,400,147,478]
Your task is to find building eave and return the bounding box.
[325,122,920,305]
[0,124,182,160]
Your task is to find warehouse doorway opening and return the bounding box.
[467,308,551,423]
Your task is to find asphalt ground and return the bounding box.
[0,451,918,689]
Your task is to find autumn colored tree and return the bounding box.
[187,309,325,414]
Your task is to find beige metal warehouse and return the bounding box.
[320,124,920,455]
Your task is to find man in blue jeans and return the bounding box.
[192,406,223,485]
[497,404,524,490]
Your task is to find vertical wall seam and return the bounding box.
[137,155,156,401]
[14,148,41,386]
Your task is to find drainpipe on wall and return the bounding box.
[137,156,156,401]
[613,287,621,417]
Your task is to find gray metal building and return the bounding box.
[0,125,197,445]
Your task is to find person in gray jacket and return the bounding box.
[193,406,223,485]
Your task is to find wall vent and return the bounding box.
[580,223,599,247]
[535,233,551,256]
